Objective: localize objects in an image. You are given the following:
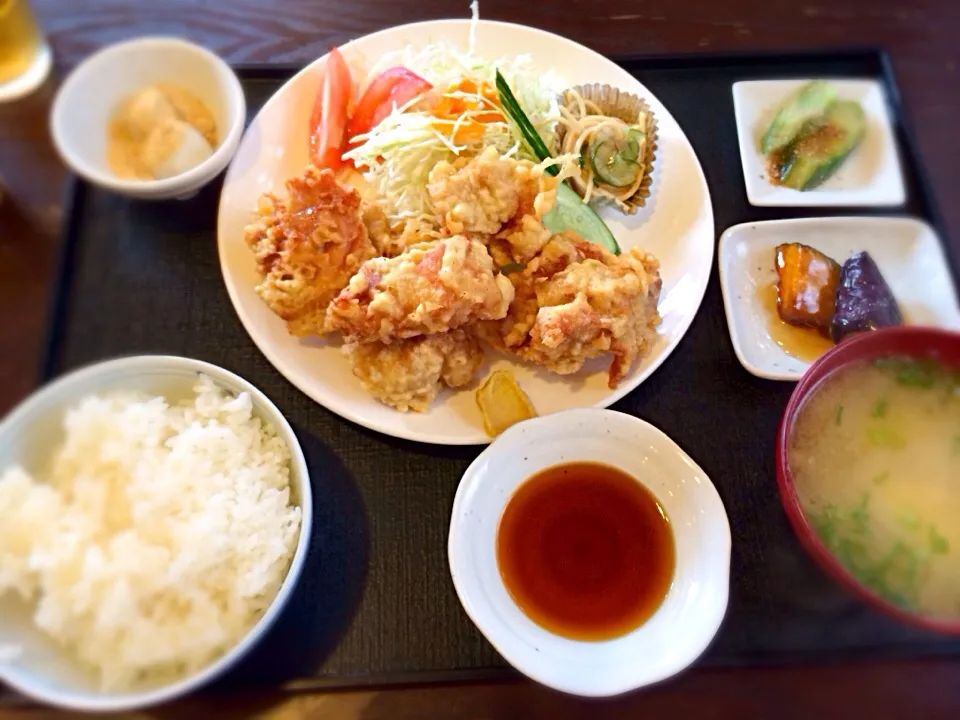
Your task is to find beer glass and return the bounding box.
[0,0,52,101]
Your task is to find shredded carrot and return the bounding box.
[426,79,504,142]
[429,120,488,143]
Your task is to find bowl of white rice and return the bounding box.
[0,355,311,712]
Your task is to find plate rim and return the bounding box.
[216,18,715,445]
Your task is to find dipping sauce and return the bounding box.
[496,462,675,641]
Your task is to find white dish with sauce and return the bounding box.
[50,37,245,200]
[448,408,731,698]
[718,216,960,381]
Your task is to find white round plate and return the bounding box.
[448,409,731,696]
[217,19,714,445]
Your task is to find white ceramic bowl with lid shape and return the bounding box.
[448,408,730,697]
[50,37,245,200]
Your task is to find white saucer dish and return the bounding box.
[0,356,312,712]
[718,216,960,381]
[217,19,715,445]
[732,79,905,207]
[448,408,731,697]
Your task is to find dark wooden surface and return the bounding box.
[1,1,959,717]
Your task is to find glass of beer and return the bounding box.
[0,0,52,102]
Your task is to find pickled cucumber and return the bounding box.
[761,80,837,155]
[775,100,866,191]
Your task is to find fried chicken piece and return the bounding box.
[490,213,553,267]
[344,330,484,412]
[361,202,392,254]
[245,166,376,337]
[427,145,556,240]
[489,163,561,266]
[473,269,539,350]
[327,235,515,343]
[428,146,529,235]
[362,204,442,258]
[428,145,561,268]
[480,231,662,388]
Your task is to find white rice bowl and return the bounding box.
[0,356,311,711]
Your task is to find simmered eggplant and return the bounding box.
[830,251,903,342]
[775,243,841,336]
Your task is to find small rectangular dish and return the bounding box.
[732,79,906,207]
[718,216,960,380]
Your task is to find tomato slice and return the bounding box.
[309,47,353,170]
[346,67,432,143]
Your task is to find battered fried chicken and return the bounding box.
[362,203,441,258]
[490,212,553,267]
[327,235,515,343]
[427,146,533,235]
[361,203,392,253]
[473,268,538,350]
[245,166,376,337]
[427,146,561,267]
[343,330,484,412]
[478,231,662,388]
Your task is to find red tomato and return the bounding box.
[309,47,353,170]
[346,67,432,144]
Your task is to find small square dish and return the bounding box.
[732,79,905,207]
[718,216,960,380]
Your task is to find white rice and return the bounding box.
[0,376,302,690]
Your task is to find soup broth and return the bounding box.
[789,357,960,617]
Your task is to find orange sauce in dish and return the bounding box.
[496,462,675,641]
[759,281,835,362]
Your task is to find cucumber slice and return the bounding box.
[590,142,640,187]
[589,128,643,188]
[543,183,621,255]
[622,129,643,162]
[776,100,866,190]
[761,80,838,155]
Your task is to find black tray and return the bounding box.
[36,49,960,692]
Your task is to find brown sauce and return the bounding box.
[759,281,835,362]
[496,462,675,641]
[767,151,786,186]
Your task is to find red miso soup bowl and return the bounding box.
[776,325,960,634]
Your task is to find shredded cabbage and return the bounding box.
[343,40,565,225]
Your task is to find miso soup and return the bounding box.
[789,356,960,617]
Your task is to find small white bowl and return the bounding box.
[50,37,246,200]
[0,356,312,712]
[448,408,730,697]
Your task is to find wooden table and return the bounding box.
[1,1,959,717]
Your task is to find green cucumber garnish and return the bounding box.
[543,183,620,255]
[496,70,620,254]
[589,130,642,188]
